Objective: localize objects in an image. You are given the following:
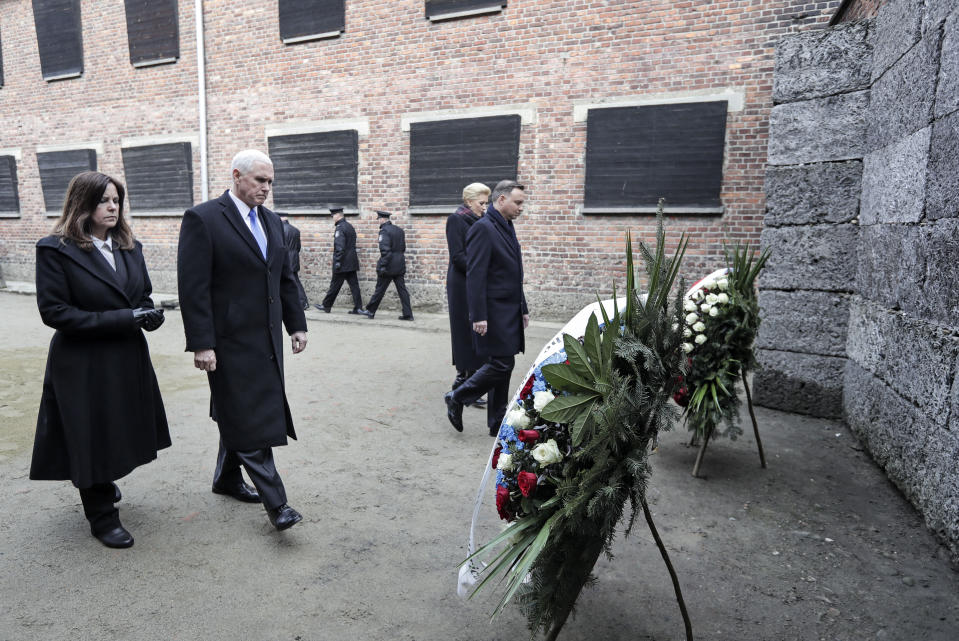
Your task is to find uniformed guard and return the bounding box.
[365,210,413,320]
[316,207,368,315]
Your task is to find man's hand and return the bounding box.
[291,331,308,354]
[523,314,530,329]
[194,349,216,372]
[473,320,488,336]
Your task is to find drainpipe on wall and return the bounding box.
[195,0,209,201]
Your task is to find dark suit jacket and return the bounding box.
[465,205,528,358]
[446,205,483,371]
[332,218,360,273]
[376,221,406,277]
[31,236,170,487]
[177,191,307,451]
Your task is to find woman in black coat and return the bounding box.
[446,182,490,398]
[31,171,170,549]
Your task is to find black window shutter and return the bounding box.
[409,115,520,207]
[121,143,193,211]
[584,102,728,209]
[0,156,19,214]
[268,130,358,210]
[36,149,96,212]
[278,0,345,42]
[33,0,84,80]
[123,0,179,66]
[426,0,506,18]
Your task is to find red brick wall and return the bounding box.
[0,0,840,317]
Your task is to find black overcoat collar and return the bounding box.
[485,205,521,261]
[217,190,273,263]
[55,238,137,305]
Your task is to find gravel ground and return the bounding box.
[0,290,956,641]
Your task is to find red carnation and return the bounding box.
[517,471,538,497]
[520,374,535,400]
[496,486,512,521]
[517,430,540,443]
[491,445,502,470]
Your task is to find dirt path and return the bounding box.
[0,291,956,641]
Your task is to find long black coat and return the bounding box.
[465,206,529,358]
[177,191,307,451]
[332,218,359,273]
[31,236,170,488]
[376,221,406,277]
[446,205,483,371]
[282,219,308,307]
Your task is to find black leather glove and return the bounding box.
[133,307,165,331]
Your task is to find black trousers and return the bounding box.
[451,355,515,430]
[321,270,363,310]
[79,483,120,535]
[366,274,412,316]
[213,440,287,510]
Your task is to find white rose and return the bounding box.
[717,293,729,304]
[671,323,679,332]
[531,439,563,466]
[700,303,711,313]
[717,278,729,290]
[709,307,719,317]
[685,312,699,324]
[706,293,718,304]
[693,321,706,332]
[682,342,694,353]
[684,300,697,312]
[683,328,692,337]
[506,407,530,429]
[533,390,555,412]
[695,333,707,345]
[496,453,514,471]
[692,290,704,301]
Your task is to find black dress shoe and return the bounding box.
[366,312,375,319]
[444,391,464,432]
[212,481,261,503]
[466,395,488,409]
[398,315,414,321]
[267,504,303,531]
[112,482,122,503]
[94,525,134,549]
[349,308,370,316]
[313,303,331,313]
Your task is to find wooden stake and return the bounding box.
[741,371,766,469]
[691,424,713,478]
[643,497,694,641]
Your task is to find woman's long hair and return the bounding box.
[51,171,134,251]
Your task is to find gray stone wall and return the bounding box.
[759,0,959,563]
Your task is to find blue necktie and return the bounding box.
[248,209,267,259]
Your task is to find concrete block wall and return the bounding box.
[754,20,871,418]
[760,0,959,563]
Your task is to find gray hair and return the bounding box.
[231,149,273,174]
[490,179,525,203]
[462,182,491,203]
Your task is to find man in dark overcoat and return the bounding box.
[177,149,308,531]
[365,210,413,320]
[445,180,530,436]
[281,216,309,309]
[317,207,367,315]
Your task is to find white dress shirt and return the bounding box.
[228,190,267,250]
[90,235,116,270]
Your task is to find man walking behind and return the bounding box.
[280,216,309,310]
[365,210,413,321]
[177,149,308,531]
[444,180,529,436]
[317,207,368,315]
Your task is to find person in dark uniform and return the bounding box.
[365,210,413,320]
[177,149,308,532]
[446,183,490,408]
[31,171,169,548]
[445,180,530,436]
[281,216,309,310]
[316,207,368,315]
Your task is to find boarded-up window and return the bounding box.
[278,0,345,44]
[121,143,193,211]
[409,115,520,208]
[584,102,728,212]
[0,156,19,216]
[123,0,179,67]
[33,0,84,80]
[426,0,505,21]
[37,149,97,212]
[268,130,358,211]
